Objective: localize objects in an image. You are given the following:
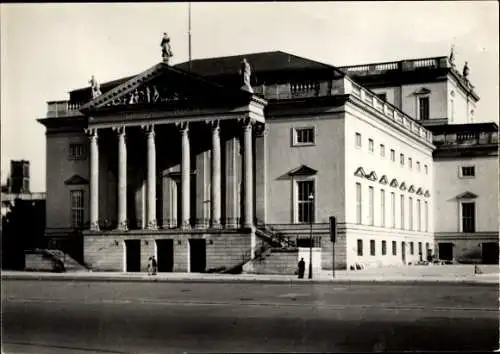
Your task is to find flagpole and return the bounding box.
[188,1,192,71]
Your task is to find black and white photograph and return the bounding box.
[1,1,499,353]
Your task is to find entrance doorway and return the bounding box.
[482,242,499,264]
[438,243,453,261]
[156,239,174,272]
[401,242,406,264]
[125,240,141,272]
[189,239,206,273]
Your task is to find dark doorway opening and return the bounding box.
[482,242,499,264]
[156,239,174,272]
[401,241,406,264]
[438,242,453,261]
[125,239,141,272]
[189,239,206,273]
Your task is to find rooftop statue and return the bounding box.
[89,75,102,99]
[240,58,253,93]
[463,61,470,79]
[448,45,456,68]
[161,33,173,64]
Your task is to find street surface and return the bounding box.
[2,280,499,353]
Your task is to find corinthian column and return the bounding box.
[242,119,254,228]
[178,122,191,229]
[114,126,128,230]
[144,124,157,229]
[211,120,222,228]
[86,127,99,231]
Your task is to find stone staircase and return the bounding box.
[25,249,91,272]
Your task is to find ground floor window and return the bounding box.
[357,239,363,256]
[410,241,414,255]
[461,202,475,232]
[381,240,387,255]
[297,180,315,223]
[356,183,362,224]
[70,190,84,228]
[370,240,375,255]
[392,241,397,255]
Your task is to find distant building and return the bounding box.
[37,49,498,273]
[7,160,30,194]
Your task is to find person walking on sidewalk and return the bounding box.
[297,258,305,279]
[151,256,158,275]
[147,257,153,275]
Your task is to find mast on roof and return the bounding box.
[188,2,192,71]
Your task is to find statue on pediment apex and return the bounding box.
[448,45,455,68]
[89,75,102,99]
[462,61,470,79]
[240,58,253,93]
[161,33,173,64]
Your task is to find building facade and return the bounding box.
[38,50,496,273]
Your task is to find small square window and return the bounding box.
[377,93,387,101]
[461,166,475,177]
[368,139,374,152]
[408,157,412,169]
[355,133,362,148]
[380,144,385,157]
[294,127,315,145]
[390,149,395,162]
[400,153,405,166]
[69,143,86,161]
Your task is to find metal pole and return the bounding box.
[308,195,313,279]
[188,2,192,72]
[332,238,335,279]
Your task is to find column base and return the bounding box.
[195,219,210,229]
[89,222,100,232]
[162,219,177,229]
[224,218,239,229]
[116,220,128,231]
[146,220,158,230]
[210,221,222,229]
[181,221,191,230]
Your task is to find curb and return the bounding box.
[2,273,498,286]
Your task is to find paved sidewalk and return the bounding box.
[2,270,498,285]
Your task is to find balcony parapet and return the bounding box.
[47,100,84,118]
[342,77,433,144]
[433,131,498,146]
[338,56,449,76]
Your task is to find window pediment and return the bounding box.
[64,174,89,185]
[424,190,431,198]
[415,87,432,95]
[288,165,317,177]
[366,171,377,181]
[390,178,399,188]
[354,167,366,178]
[456,191,478,199]
[408,185,416,193]
[399,182,407,191]
[379,175,388,185]
[416,187,424,195]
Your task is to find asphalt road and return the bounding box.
[2,280,499,353]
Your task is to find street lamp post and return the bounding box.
[308,193,314,279]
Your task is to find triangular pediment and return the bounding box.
[415,87,431,95]
[424,190,431,197]
[456,191,478,199]
[416,187,423,195]
[354,167,366,178]
[390,178,399,188]
[288,165,317,176]
[379,175,388,185]
[80,62,252,112]
[408,185,416,193]
[64,174,88,185]
[366,171,377,181]
[399,182,407,191]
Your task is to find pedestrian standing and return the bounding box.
[147,257,153,275]
[297,258,305,279]
[151,256,157,275]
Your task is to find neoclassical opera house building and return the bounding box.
[41,46,495,273]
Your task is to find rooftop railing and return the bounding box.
[46,100,83,118]
[344,77,433,144]
[433,131,498,146]
[339,56,449,75]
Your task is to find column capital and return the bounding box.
[206,119,220,131]
[84,127,98,137]
[239,117,255,130]
[176,121,189,132]
[254,123,269,137]
[112,126,126,135]
[141,124,155,135]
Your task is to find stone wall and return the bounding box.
[244,248,298,275]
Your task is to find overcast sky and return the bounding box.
[1,2,498,192]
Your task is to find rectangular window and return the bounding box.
[22,180,29,192]
[418,242,423,256]
[410,242,414,255]
[425,242,430,254]
[409,197,413,231]
[408,157,413,169]
[368,139,374,152]
[424,165,428,175]
[390,149,395,162]
[417,199,421,232]
[368,186,374,225]
[70,190,84,228]
[461,166,475,177]
[391,192,396,228]
[355,133,362,148]
[424,201,428,232]
[400,153,405,166]
[400,195,405,230]
[370,240,376,256]
[297,181,315,223]
[419,96,430,120]
[462,202,475,232]
[294,127,315,145]
[380,189,386,227]
[416,161,421,172]
[382,240,387,255]
[69,143,86,161]
[380,144,385,157]
[357,239,363,256]
[392,241,397,255]
[377,93,387,101]
[356,183,362,224]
